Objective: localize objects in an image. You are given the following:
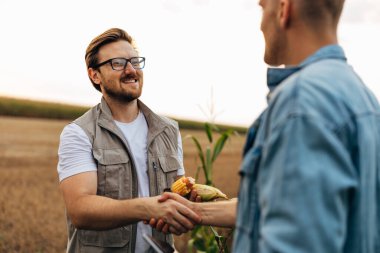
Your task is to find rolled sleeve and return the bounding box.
[57,123,97,182]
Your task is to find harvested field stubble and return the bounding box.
[0,116,246,253]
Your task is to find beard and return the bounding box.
[263,26,285,66]
[102,77,142,103]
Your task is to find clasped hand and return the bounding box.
[145,190,202,235]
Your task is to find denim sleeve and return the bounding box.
[258,115,357,253]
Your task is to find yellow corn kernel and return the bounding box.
[171,176,192,196]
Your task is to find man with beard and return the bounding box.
[151,0,380,252]
[57,28,200,253]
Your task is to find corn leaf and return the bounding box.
[211,123,221,133]
[186,135,205,167]
[209,226,220,238]
[195,165,202,181]
[205,122,213,143]
[212,129,233,162]
[206,147,212,184]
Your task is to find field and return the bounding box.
[0,116,246,253]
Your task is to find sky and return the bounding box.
[0,0,379,127]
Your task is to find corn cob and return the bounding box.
[192,184,229,201]
[170,177,228,201]
[171,176,195,196]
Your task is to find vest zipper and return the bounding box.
[153,161,160,195]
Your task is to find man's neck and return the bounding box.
[283,28,338,66]
[104,97,139,123]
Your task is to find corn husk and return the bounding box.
[192,184,228,201]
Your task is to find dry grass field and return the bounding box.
[0,116,246,253]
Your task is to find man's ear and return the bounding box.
[88,68,101,85]
[279,0,291,28]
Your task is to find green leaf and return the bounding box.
[187,135,206,170]
[204,122,213,143]
[191,224,203,236]
[193,238,207,251]
[209,226,219,238]
[207,244,219,253]
[212,129,233,162]
[188,238,195,251]
[211,123,221,133]
[195,165,201,181]
[205,147,212,185]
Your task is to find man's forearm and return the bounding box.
[67,194,201,234]
[69,195,153,230]
[193,198,237,228]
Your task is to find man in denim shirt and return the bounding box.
[151,0,380,251]
[233,0,380,252]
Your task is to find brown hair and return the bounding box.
[85,28,137,91]
[297,0,345,27]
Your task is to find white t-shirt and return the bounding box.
[57,111,184,253]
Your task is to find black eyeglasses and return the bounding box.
[94,57,145,70]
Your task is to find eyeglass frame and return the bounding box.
[93,57,145,70]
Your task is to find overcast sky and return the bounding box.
[0,0,379,127]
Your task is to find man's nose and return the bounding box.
[124,62,137,74]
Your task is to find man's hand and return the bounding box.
[145,194,201,235]
[145,190,202,235]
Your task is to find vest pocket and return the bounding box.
[93,149,131,199]
[78,226,131,249]
[157,155,180,191]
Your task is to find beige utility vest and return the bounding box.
[66,98,180,253]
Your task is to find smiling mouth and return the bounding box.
[122,78,138,83]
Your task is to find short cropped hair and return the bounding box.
[85,28,137,92]
[297,0,345,27]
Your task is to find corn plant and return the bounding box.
[187,123,234,186]
[186,122,235,253]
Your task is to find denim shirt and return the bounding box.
[233,45,380,253]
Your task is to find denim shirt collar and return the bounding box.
[267,44,347,92]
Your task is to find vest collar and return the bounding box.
[99,97,114,120]
[137,100,172,146]
[97,97,123,136]
[137,100,167,131]
[98,97,170,141]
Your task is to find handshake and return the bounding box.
[144,177,236,235]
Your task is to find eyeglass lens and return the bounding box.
[111,57,144,70]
